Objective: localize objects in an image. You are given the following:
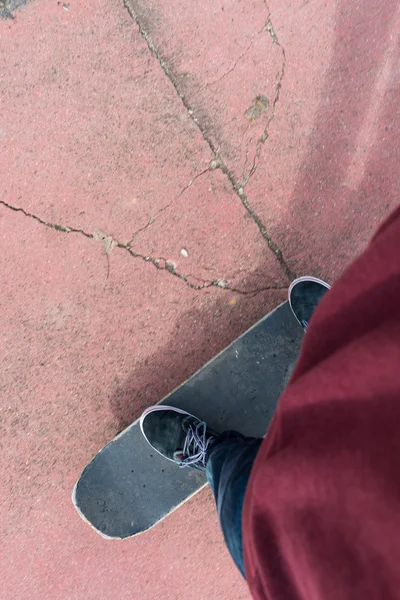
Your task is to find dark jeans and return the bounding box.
[206,432,262,578]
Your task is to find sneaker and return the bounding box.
[140,406,218,471]
[288,275,331,331]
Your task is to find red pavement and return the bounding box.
[1,0,399,598]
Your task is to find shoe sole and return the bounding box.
[288,275,331,328]
[140,405,201,464]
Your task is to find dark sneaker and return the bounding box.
[288,275,331,331]
[140,406,218,471]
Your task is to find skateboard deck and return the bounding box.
[72,301,303,538]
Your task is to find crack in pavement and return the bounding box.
[123,0,296,283]
[0,199,284,295]
[0,199,93,238]
[243,17,287,185]
[127,166,212,246]
[199,23,267,92]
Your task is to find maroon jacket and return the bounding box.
[243,207,400,599]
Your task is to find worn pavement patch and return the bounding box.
[0,0,28,19]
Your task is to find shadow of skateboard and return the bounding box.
[72,301,303,538]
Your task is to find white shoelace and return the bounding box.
[178,421,215,468]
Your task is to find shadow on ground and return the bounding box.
[107,0,400,433]
[283,0,400,279]
[109,269,287,430]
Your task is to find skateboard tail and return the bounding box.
[72,475,208,539]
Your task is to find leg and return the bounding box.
[140,278,329,576]
[206,433,262,577]
[242,211,400,598]
[140,405,262,577]
[204,277,330,574]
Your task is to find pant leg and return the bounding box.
[206,432,262,578]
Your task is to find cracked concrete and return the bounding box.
[124,0,286,182]
[0,183,285,294]
[126,165,213,245]
[200,23,267,92]
[242,18,287,185]
[246,0,400,280]
[1,0,399,597]
[124,0,294,283]
[1,0,290,293]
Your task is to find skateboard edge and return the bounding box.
[72,476,209,539]
[72,300,288,538]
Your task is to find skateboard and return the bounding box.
[72,301,303,538]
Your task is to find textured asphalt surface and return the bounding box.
[1,0,399,598]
